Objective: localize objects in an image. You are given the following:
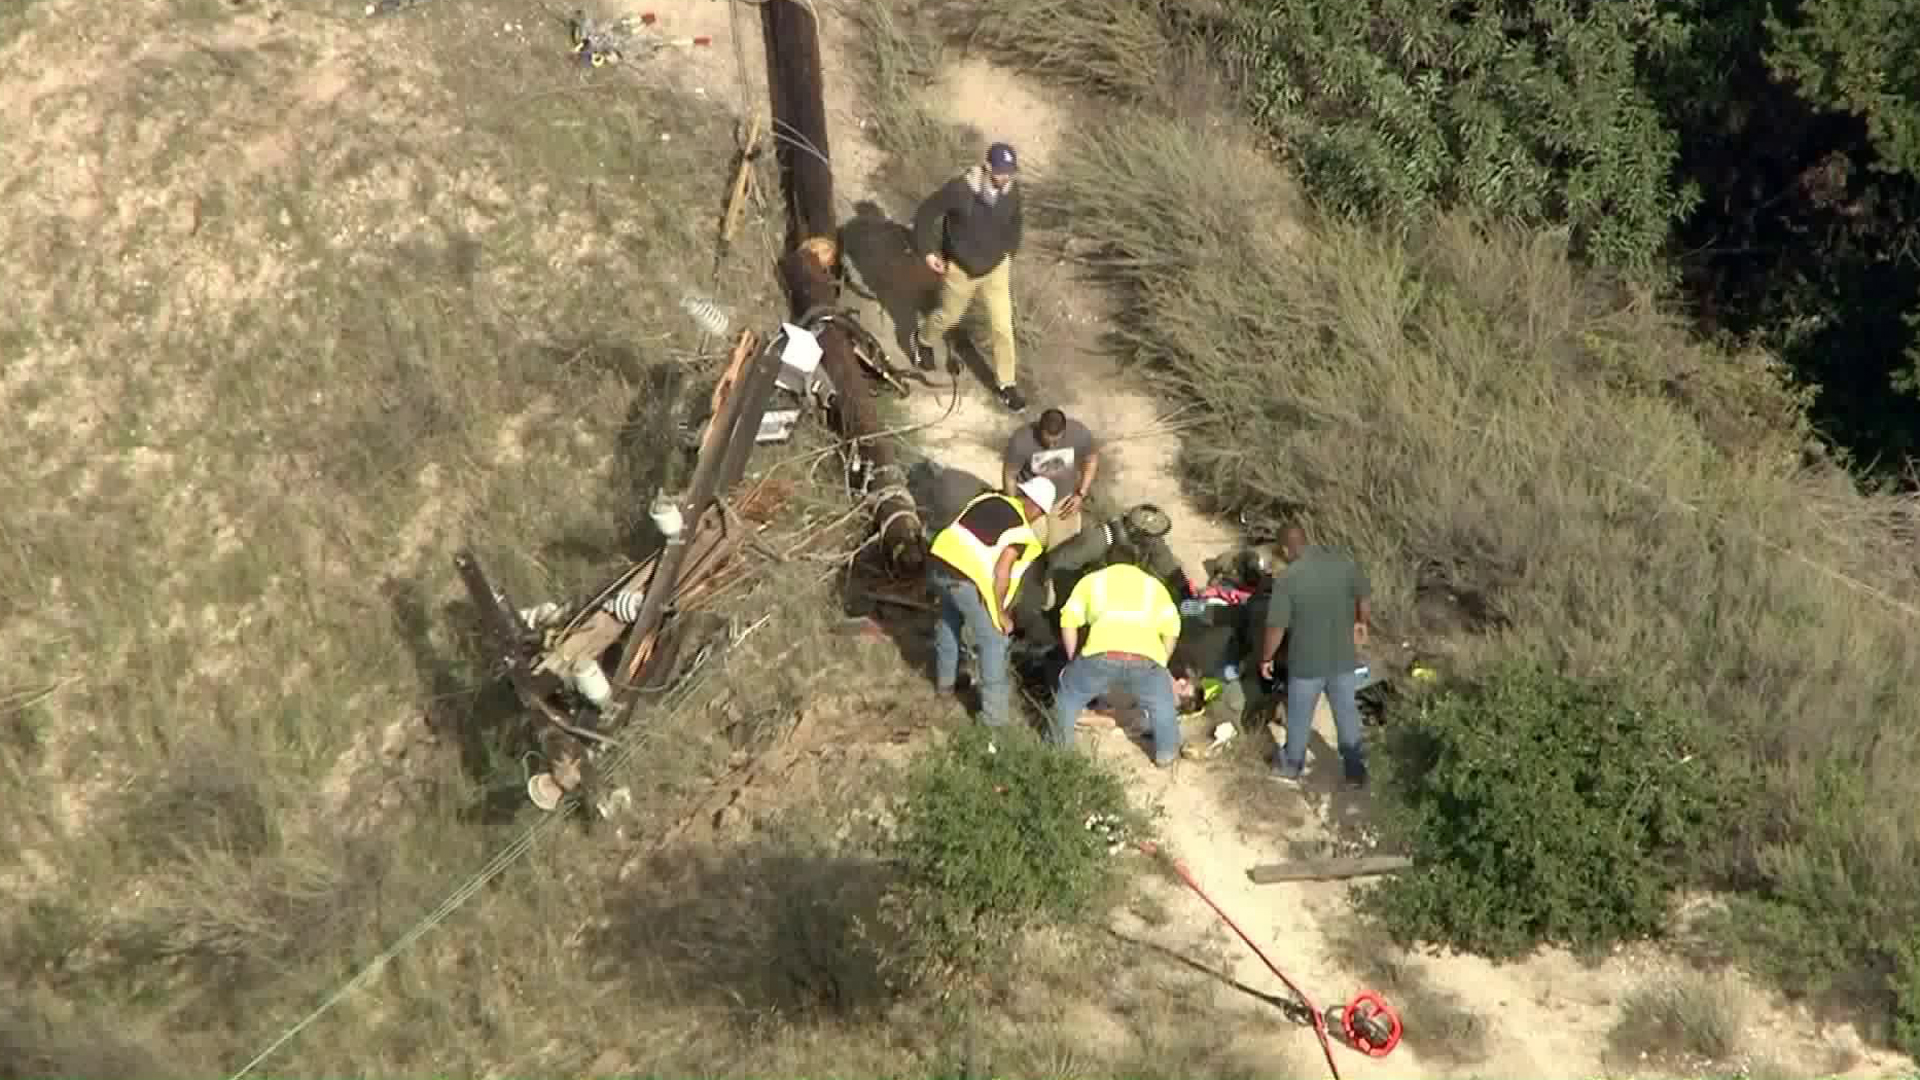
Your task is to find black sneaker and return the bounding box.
[997,384,1027,412]
[911,339,937,371]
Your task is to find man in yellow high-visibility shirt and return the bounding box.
[927,474,1057,727]
[1049,542,1185,765]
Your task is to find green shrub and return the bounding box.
[875,727,1145,989]
[1035,98,1920,1032]
[1893,927,1920,1057]
[1702,757,1920,1026]
[1358,662,1743,958]
[1214,0,1699,277]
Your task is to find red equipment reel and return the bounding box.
[1339,990,1403,1057]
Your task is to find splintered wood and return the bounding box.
[459,326,785,779]
[619,503,741,681]
[607,329,776,705]
[721,115,763,245]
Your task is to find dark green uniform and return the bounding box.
[1265,545,1370,679]
[1012,513,1185,648]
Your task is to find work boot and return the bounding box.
[997,383,1027,412]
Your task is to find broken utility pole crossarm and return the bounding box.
[609,331,776,719]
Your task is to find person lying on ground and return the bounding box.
[925,474,1057,727]
[1169,545,1282,723]
[1049,541,1185,766]
[1003,407,1100,549]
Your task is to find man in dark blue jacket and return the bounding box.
[912,141,1026,412]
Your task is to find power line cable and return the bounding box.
[223,666,713,1080]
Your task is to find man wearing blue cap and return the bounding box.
[912,141,1027,412]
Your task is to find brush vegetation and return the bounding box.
[1608,970,1754,1066]
[876,726,1147,993]
[882,0,1920,1049]
[1361,663,1742,959]
[11,0,1920,1073]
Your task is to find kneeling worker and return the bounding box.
[927,474,1058,727]
[1049,543,1185,766]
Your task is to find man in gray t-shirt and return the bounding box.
[1002,407,1099,549]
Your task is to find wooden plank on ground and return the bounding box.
[1246,855,1414,885]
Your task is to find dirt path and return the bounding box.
[651,2,1909,1075]
[827,43,1905,1080]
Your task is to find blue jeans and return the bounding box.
[929,567,1012,727]
[1051,652,1181,764]
[1273,670,1367,781]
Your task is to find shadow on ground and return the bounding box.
[849,457,987,688]
[1109,929,1307,1022]
[838,199,1006,397]
[384,576,534,817]
[844,458,1060,735]
[589,845,901,1021]
[1110,924,1486,1065]
[839,200,935,362]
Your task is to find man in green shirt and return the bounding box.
[1256,525,1372,787]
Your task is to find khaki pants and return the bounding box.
[917,256,1017,388]
[1037,505,1083,550]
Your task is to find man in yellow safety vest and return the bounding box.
[1049,542,1185,765]
[927,474,1057,726]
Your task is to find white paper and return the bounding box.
[756,409,801,444]
[780,323,823,374]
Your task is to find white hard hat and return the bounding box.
[1017,475,1057,514]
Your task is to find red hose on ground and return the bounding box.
[1137,840,1345,1080]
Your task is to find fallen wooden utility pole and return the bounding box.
[762,0,926,575]
[1246,855,1415,885]
[609,330,775,716]
[760,0,835,244]
[779,244,925,574]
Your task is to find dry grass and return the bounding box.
[0,2,1163,1071]
[1608,970,1753,1066]
[844,0,982,206]
[1042,92,1920,992]
[857,0,1920,1033]
[935,0,1183,101]
[0,0,981,1075]
[0,1,38,46]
